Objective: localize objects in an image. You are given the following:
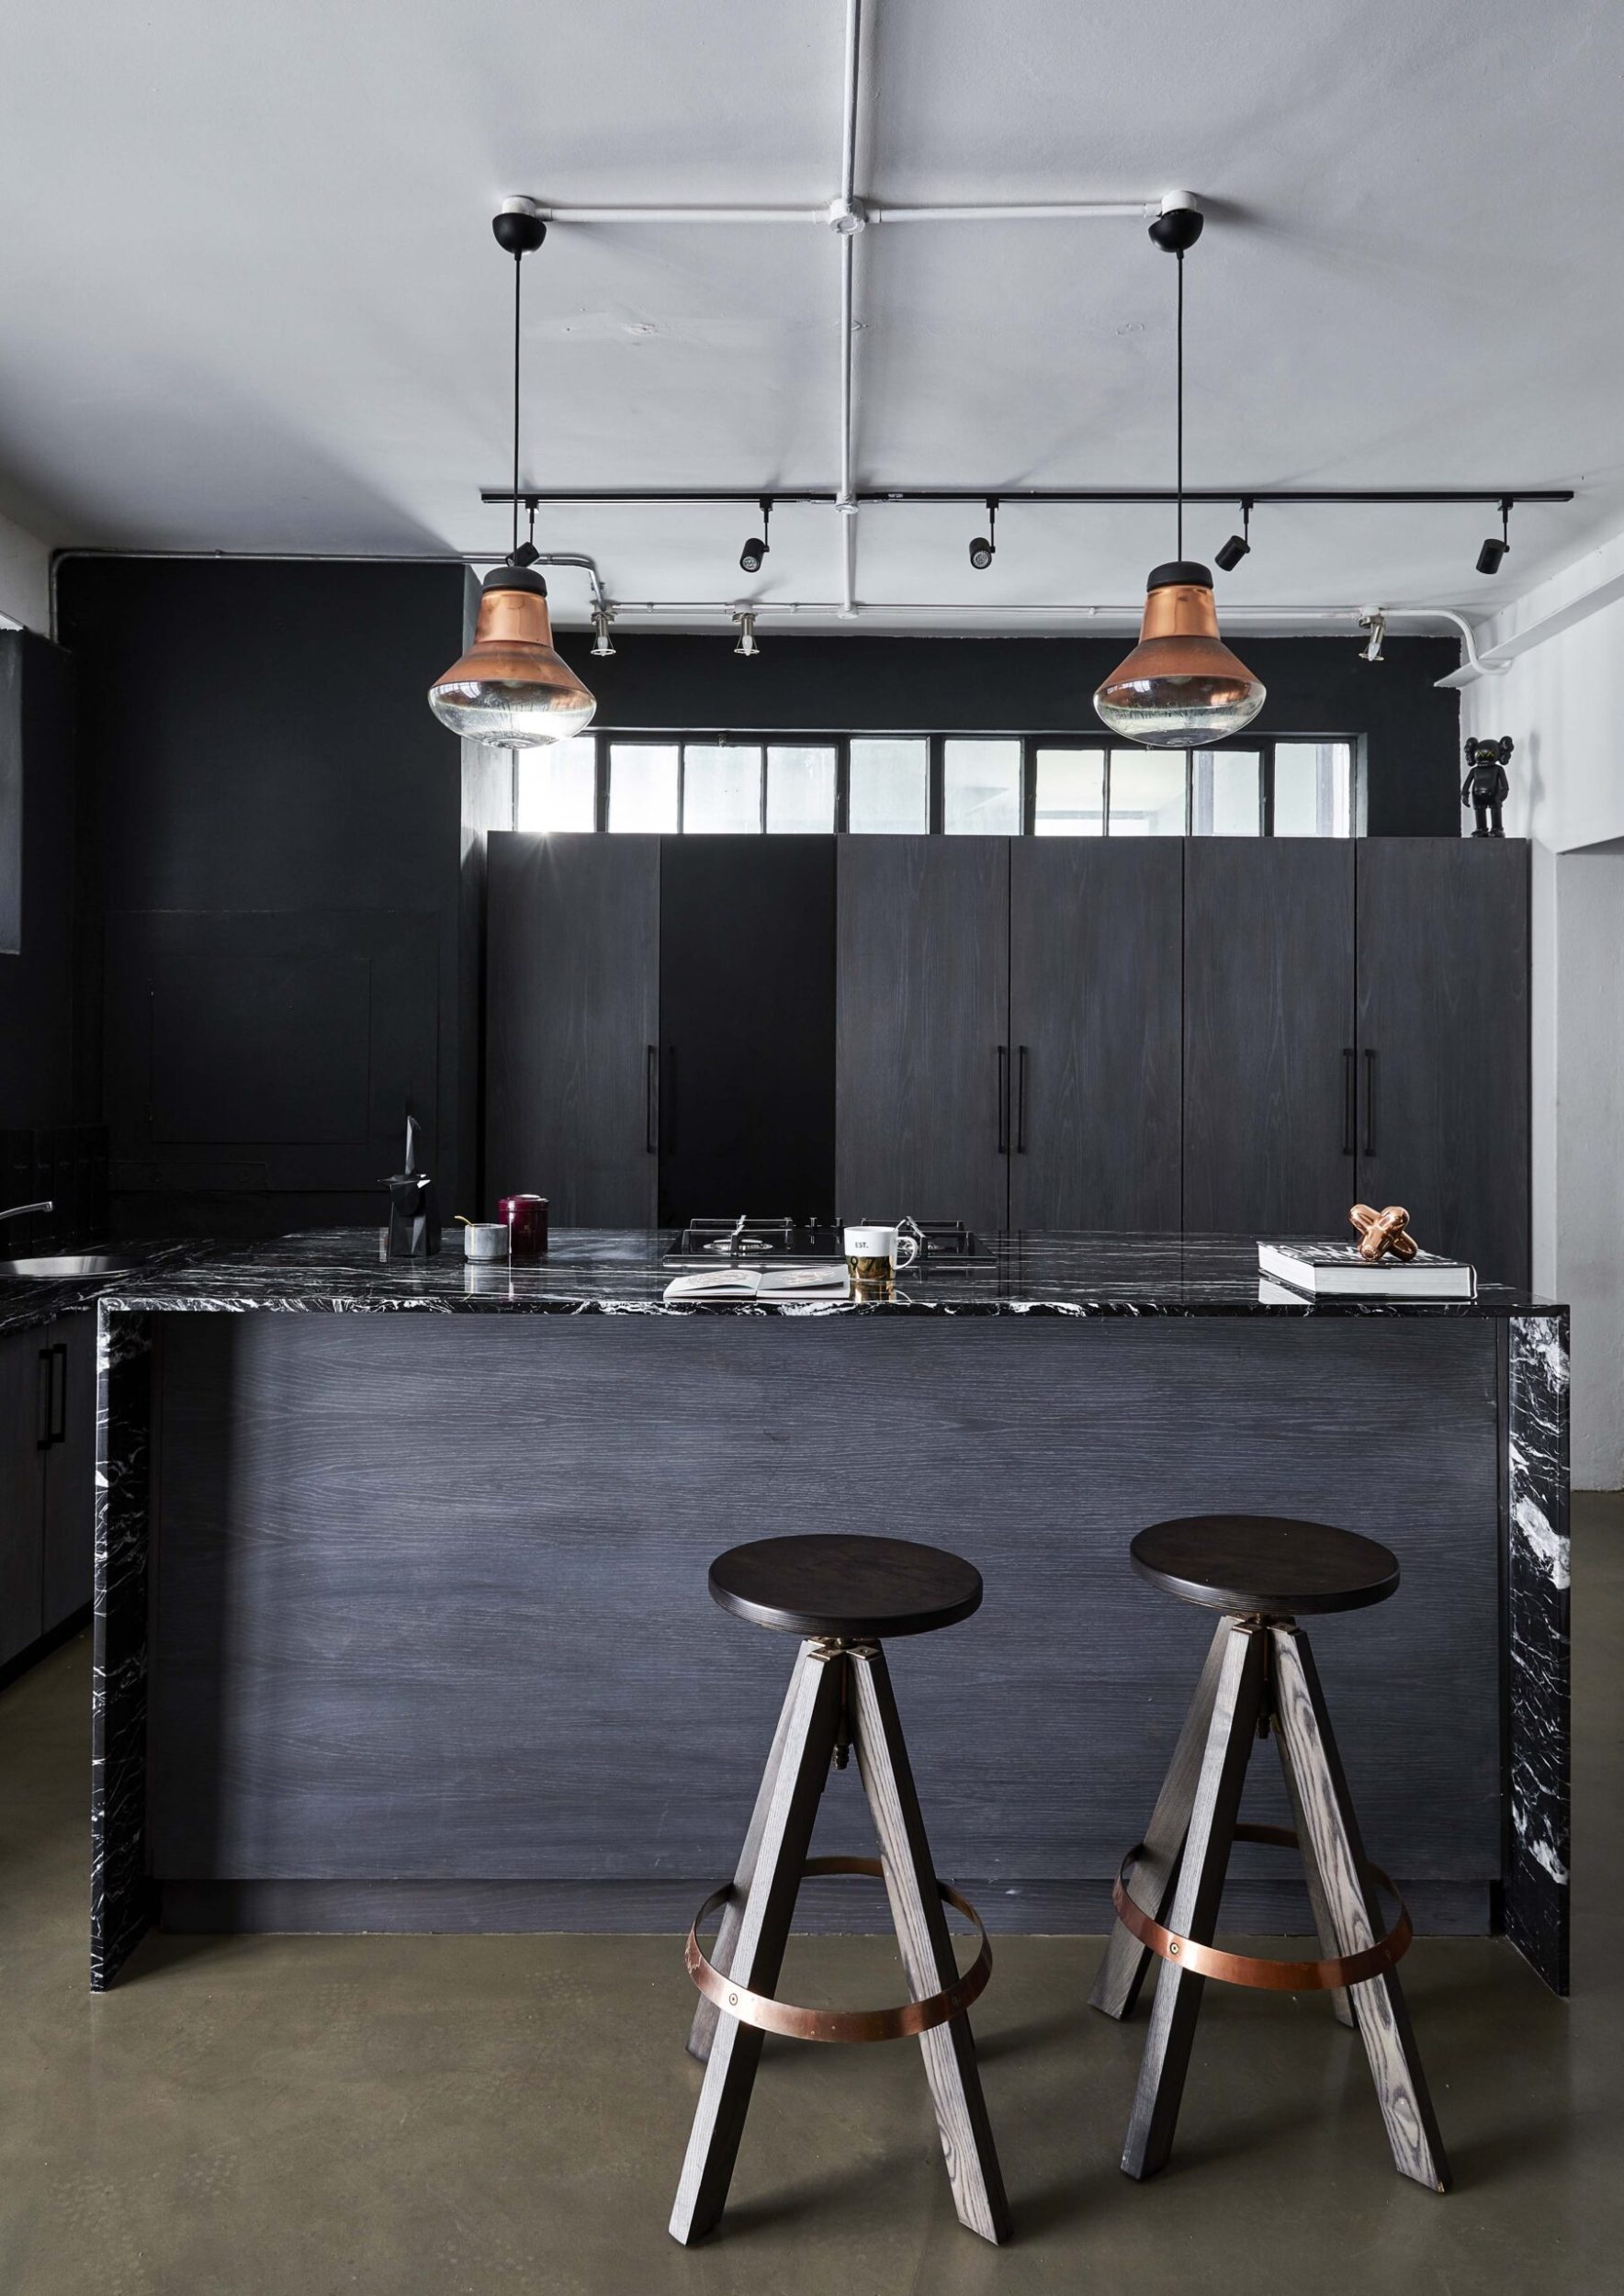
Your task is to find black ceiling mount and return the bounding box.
[492,203,547,259]
[1148,197,1204,255]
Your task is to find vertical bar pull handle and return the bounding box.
[37,1348,54,1451]
[646,1045,659,1154]
[51,1343,67,1446]
[997,1046,1010,1156]
[1363,1049,1377,1157]
[1342,1048,1356,1156]
[1017,1046,1030,1154]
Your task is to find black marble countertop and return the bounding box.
[2,1227,1559,1322]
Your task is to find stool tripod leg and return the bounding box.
[1273,1708,1356,2029]
[1091,1615,1232,2020]
[687,1639,819,2064]
[669,1644,846,2245]
[1269,1626,1450,2193]
[1122,1621,1266,2182]
[851,1647,1011,2245]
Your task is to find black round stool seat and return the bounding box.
[708,1534,983,1639]
[1131,1514,1399,1616]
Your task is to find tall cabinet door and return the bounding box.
[1009,839,1183,1231]
[485,832,660,1226]
[1357,838,1529,1285]
[836,838,1010,1236]
[658,837,837,1224]
[1183,839,1357,1234]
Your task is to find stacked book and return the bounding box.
[1257,1241,1477,1300]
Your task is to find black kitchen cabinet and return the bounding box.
[836,837,1010,1236]
[0,1330,45,1667]
[1182,839,1357,1235]
[0,1311,94,1670]
[41,1312,96,1627]
[656,838,836,1223]
[1009,839,1183,1230]
[485,834,660,1225]
[1357,838,1530,1285]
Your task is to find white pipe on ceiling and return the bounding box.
[835,0,863,614]
[534,202,1158,226]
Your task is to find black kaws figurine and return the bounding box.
[1461,736,1512,838]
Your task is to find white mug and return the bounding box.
[844,1223,919,1295]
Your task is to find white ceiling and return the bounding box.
[1,0,1620,630]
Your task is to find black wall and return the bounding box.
[57,559,467,1237]
[0,629,79,1126]
[548,631,1461,836]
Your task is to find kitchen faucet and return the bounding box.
[0,1199,53,1224]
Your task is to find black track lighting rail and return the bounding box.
[481,485,1573,509]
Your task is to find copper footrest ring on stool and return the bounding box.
[686,1854,993,2043]
[1112,1822,1414,1992]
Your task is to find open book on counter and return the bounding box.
[663,1263,851,1304]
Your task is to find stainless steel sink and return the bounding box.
[0,1253,140,1278]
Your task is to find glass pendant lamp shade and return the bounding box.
[1094,561,1266,747]
[428,567,596,748]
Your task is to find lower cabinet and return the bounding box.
[0,1313,95,1670]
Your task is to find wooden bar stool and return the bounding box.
[670,1533,1010,2247]
[1091,1514,1449,2194]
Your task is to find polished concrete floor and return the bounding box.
[2,1501,1620,2295]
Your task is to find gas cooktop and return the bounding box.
[662,1215,996,1268]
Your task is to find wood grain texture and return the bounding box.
[0,1329,46,1665]
[41,1311,96,1628]
[147,1314,1503,1899]
[484,832,659,1225]
[1009,838,1182,1230]
[1269,1623,1450,2189]
[1356,837,1529,1288]
[836,837,1010,1235]
[1272,1708,1356,2028]
[1090,1615,1230,2020]
[1182,838,1356,1234]
[851,1646,1010,2244]
[1122,1621,1267,2180]
[686,1641,814,2064]
[669,1645,843,2245]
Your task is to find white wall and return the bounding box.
[0,507,51,633]
[1461,535,1624,1487]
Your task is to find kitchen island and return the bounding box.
[87,1230,1569,1995]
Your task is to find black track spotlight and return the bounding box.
[1476,499,1512,577]
[968,499,998,570]
[1213,499,1252,573]
[739,499,773,575]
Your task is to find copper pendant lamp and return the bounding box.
[429,199,597,748]
[1095,202,1264,747]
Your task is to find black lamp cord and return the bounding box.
[1176,249,1185,562]
[511,250,524,562]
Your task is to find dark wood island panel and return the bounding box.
[147,1311,1502,1934]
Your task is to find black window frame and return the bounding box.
[515,729,1362,838]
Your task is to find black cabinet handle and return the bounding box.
[51,1344,66,1445]
[645,1045,659,1154]
[1017,1046,1030,1153]
[1363,1049,1377,1156]
[997,1046,1010,1155]
[37,1347,53,1451]
[1342,1048,1356,1156]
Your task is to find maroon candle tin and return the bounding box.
[498,1193,548,1258]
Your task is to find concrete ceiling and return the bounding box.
[1,0,1620,630]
